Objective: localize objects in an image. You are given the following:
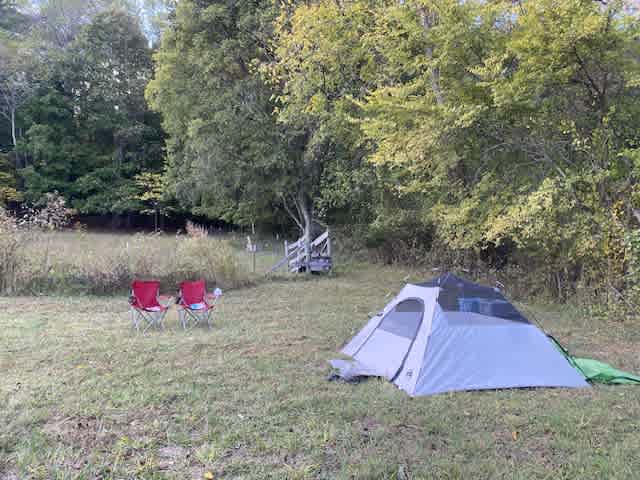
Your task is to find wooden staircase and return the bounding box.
[270,230,332,273]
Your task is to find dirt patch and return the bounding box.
[492,426,556,470]
[157,445,191,470]
[0,470,19,480]
[43,414,116,454]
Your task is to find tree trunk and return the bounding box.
[10,107,17,148]
[296,191,313,273]
[417,6,445,106]
[9,107,21,168]
[280,190,315,272]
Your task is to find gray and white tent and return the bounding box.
[330,273,589,396]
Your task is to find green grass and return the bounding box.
[1,263,639,479]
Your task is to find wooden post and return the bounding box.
[284,240,289,270]
[154,202,159,232]
[252,248,256,274]
[247,236,257,273]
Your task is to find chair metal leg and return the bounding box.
[131,309,143,331]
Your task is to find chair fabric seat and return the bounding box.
[130,280,170,333]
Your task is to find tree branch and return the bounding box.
[280,193,304,231]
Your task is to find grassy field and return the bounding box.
[1,261,640,479]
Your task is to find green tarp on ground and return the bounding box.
[571,357,640,385]
[549,336,640,385]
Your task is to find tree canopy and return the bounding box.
[2,0,640,298]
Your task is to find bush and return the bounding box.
[25,191,74,230]
[172,236,247,289]
[364,211,434,264]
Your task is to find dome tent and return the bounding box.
[330,273,590,396]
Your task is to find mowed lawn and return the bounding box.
[1,265,640,479]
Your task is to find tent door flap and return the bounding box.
[352,299,424,380]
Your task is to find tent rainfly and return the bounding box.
[330,273,590,396]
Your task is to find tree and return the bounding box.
[0,1,31,33]
[147,0,286,228]
[134,171,171,231]
[0,39,35,155]
[265,0,382,245]
[148,0,380,263]
[139,0,176,47]
[19,7,165,213]
[0,152,21,204]
[357,0,640,291]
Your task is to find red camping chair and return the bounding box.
[177,280,217,329]
[129,280,171,333]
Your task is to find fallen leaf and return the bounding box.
[511,430,518,441]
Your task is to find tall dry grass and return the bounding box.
[0,218,250,295]
[0,208,28,294]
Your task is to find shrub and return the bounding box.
[365,211,434,265]
[23,191,74,231]
[185,220,209,238]
[172,235,248,289]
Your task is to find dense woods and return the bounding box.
[2,0,640,302]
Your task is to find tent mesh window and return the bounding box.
[378,299,424,338]
[420,274,529,323]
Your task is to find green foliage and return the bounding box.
[148,0,379,234]
[625,229,640,305]
[365,209,433,264]
[0,152,21,204]
[4,0,640,305]
[0,0,30,34]
[17,8,165,213]
[146,0,285,227]
[348,0,640,296]
[146,0,640,300]
[267,0,379,226]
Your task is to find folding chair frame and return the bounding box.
[178,303,215,330]
[128,281,172,333]
[129,303,169,333]
[177,281,220,330]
